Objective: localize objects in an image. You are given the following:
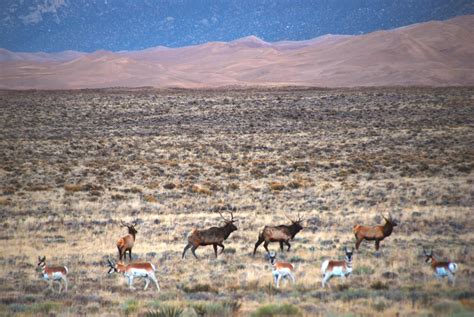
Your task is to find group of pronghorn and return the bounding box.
[38,210,458,293]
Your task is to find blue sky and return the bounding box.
[1,0,473,52]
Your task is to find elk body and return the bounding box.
[117,220,138,261]
[423,249,458,285]
[182,211,237,259]
[321,247,353,288]
[253,214,304,256]
[37,256,68,293]
[107,258,160,291]
[353,213,398,251]
[268,252,295,288]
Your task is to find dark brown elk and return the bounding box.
[117,219,138,261]
[353,213,398,251]
[182,211,237,259]
[253,214,304,256]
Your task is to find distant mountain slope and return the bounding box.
[0,15,473,89]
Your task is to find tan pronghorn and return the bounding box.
[268,252,295,288]
[423,249,458,285]
[107,257,160,291]
[321,247,353,288]
[116,219,138,261]
[37,256,68,293]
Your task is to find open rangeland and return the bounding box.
[0,87,473,316]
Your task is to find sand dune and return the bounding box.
[0,15,473,89]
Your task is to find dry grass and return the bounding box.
[0,87,473,316]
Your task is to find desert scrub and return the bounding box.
[191,300,240,317]
[252,303,301,317]
[182,283,217,294]
[145,304,184,317]
[30,301,63,314]
[122,299,140,316]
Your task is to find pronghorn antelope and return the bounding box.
[321,247,353,288]
[182,210,237,259]
[107,257,160,291]
[37,256,68,293]
[353,213,398,251]
[423,249,458,285]
[268,252,296,288]
[117,219,138,261]
[253,213,304,256]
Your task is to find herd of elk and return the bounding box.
[423,249,458,285]
[117,219,138,261]
[107,257,160,291]
[253,213,304,256]
[321,247,354,288]
[37,256,68,293]
[353,213,398,251]
[268,252,296,288]
[182,210,237,259]
[36,209,462,293]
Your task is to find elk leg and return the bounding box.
[213,244,218,258]
[355,238,363,250]
[118,246,123,261]
[128,249,132,261]
[263,241,270,254]
[253,236,264,256]
[279,241,284,252]
[375,240,380,251]
[182,243,192,259]
[191,245,199,259]
[217,243,225,254]
[285,240,291,252]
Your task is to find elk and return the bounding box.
[117,219,138,261]
[107,257,160,291]
[423,249,458,286]
[182,210,237,259]
[253,213,304,256]
[37,256,68,293]
[353,213,398,251]
[268,252,295,288]
[321,247,353,288]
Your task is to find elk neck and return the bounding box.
[288,222,302,238]
[382,221,393,237]
[222,222,236,239]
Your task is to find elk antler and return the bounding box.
[120,220,128,227]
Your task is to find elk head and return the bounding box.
[381,212,398,227]
[218,210,237,232]
[285,213,304,233]
[121,219,138,236]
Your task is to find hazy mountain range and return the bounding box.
[1,15,473,89]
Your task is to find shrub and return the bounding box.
[372,301,388,312]
[122,299,139,316]
[183,283,217,293]
[252,303,301,317]
[191,185,212,196]
[269,181,285,191]
[163,182,177,190]
[144,194,158,203]
[145,305,184,317]
[30,301,62,314]
[370,281,389,290]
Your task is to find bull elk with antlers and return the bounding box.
[182,210,237,259]
[253,213,304,256]
[117,219,138,261]
[353,213,398,251]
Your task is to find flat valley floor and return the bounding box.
[0,87,473,316]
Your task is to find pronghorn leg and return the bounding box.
[375,240,380,251]
[253,236,264,256]
[279,241,284,252]
[213,244,218,258]
[285,240,291,252]
[49,279,53,290]
[322,274,330,288]
[191,245,199,259]
[182,243,192,259]
[263,241,270,254]
[63,276,68,292]
[128,276,135,290]
[217,243,225,254]
[289,272,296,285]
[276,275,282,288]
[58,280,63,293]
[150,274,160,291]
[144,278,150,290]
[448,273,455,286]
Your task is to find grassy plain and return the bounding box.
[0,87,473,316]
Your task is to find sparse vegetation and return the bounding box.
[0,87,473,316]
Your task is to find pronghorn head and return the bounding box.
[343,247,354,261]
[382,213,398,227]
[423,249,434,263]
[107,257,118,274]
[218,210,238,232]
[37,256,46,267]
[121,219,138,236]
[268,251,277,265]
